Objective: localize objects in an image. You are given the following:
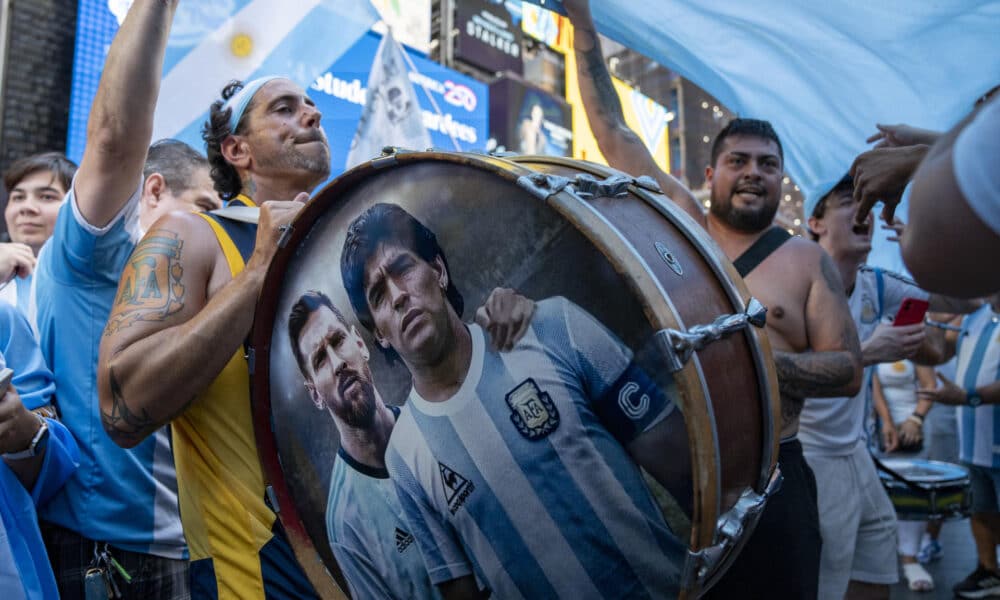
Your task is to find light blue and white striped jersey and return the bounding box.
[35,184,185,558]
[326,428,440,600]
[956,304,1000,467]
[386,297,684,599]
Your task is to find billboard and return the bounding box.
[489,75,571,156]
[454,0,524,75]
[310,31,489,179]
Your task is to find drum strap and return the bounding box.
[871,453,930,493]
[733,227,792,277]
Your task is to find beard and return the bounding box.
[336,377,378,429]
[260,134,332,183]
[709,190,779,233]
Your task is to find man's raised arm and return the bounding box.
[562,0,704,225]
[773,248,863,399]
[74,0,177,227]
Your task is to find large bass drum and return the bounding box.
[251,150,780,599]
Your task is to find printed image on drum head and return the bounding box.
[258,157,703,599]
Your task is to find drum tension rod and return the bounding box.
[655,298,768,372]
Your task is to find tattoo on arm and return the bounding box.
[101,364,195,445]
[780,395,805,429]
[105,230,185,336]
[773,350,856,400]
[102,364,156,445]
[580,33,633,135]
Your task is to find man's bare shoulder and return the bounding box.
[141,211,226,271]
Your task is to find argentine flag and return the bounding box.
[70,0,379,158]
[577,0,1000,206]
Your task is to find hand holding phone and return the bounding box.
[893,298,929,327]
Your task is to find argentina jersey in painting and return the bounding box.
[326,443,440,599]
[956,304,1000,467]
[386,297,684,599]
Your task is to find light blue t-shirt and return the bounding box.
[326,441,441,600]
[386,297,683,599]
[956,304,1000,467]
[0,302,80,600]
[35,185,185,558]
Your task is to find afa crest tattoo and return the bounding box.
[506,379,560,440]
[106,231,186,334]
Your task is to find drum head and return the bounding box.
[879,458,970,483]
[251,151,776,599]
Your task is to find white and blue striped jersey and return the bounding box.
[326,441,440,600]
[957,304,1000,467]
[386,297,684,599]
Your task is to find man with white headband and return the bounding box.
[97,67,328,595]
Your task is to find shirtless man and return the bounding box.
[563,2,862,597]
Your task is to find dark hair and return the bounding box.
[144,139,209,194]
[710,118,784,168]
[202,80,255,201]
[288,290,350,377]
[3,152,77,194]
[808,173,854,241]
[341,203,464,336]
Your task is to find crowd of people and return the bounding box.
[0,0,998,599]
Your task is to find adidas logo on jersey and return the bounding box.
[395,527,414,553]
[439,462,475,515]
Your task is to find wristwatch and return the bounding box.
[968,389,984,408]
[3,414,49,460]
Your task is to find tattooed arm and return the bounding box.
[75,0,178,227]
[774,248,862,401]
[97,201,302,448]
[562,0,704,225]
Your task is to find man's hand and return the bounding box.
[0,387,41,455]
[0,243,36,283]
[917,372,966,405]
[247,194,308,271]
[862,323,925,365]
[475,288,535,352]
[898,418,923,447]
[851,144,929,226]
[866,123,941,149]
[881,422,899,453]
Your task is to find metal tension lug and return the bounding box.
[516,172,573,200]
[654,297,768,372]
[570,173,632,200]
[633,175,663,194]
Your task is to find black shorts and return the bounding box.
[703,439,822,600]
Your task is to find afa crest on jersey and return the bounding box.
[506,379,560,440]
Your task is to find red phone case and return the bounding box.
[893,298,930,326]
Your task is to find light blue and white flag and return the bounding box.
[345,31,432,169]
[583,0,1000,204]
[98,0,379,151]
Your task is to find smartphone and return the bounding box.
[0,367,13,395]
[893,298,930,327]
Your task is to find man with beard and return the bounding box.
[97,75,326,598]
[563,2,863,597]
[288,291,438,600]
[287,289,532,599]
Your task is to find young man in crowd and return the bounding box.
[563,1,863,597]
[96,63,334,600]
[35,1,220,597]
[1,152,76,320]
[803,175,974,598]
[914,293,1000,598]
